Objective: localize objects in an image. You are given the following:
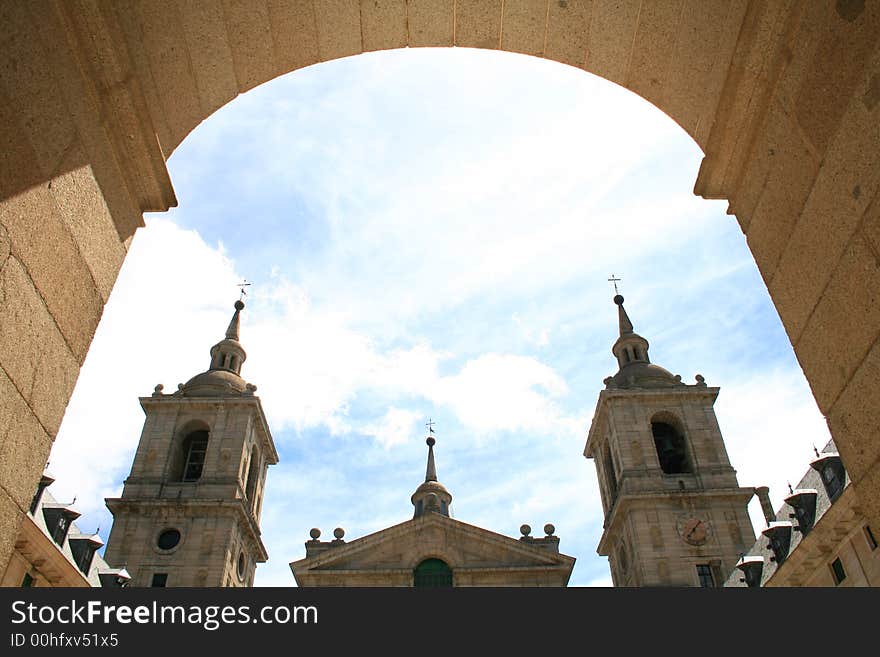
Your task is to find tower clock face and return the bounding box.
[679,517,709,546]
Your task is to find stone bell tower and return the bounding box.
[584,293,755,586]
[104,299,278,587]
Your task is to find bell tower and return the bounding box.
[104,299,278,587]
[584,293,755,586]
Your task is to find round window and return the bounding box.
[237,552,246,580]
[157,529,181,551]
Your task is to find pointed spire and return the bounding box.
[425,436,437,482]
[225,299,244,341]
[411,431,452,518]
[615,294,634,335]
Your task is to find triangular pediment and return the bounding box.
[290,514,574,586]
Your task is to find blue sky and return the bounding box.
[48,48,832,587]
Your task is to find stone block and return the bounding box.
[0,257,80,436]
[545,0,591,69]
[828,336,880,481]
[455,0,502,50]
[586,0,640,87]
[222,0,278,92]
[268,0,320,71]
[134,0,204,153]
[177,0,239,117]
[0,1,77,181]
[625,0,683,108]
[0,491,26,586]
[407,0,454,47]
[795,0,880,157]
[48,145,127,302]
[0,183,103,363]
[798,234,880,412]
[360,0,407,53]
[314,0,363,62]
[771,44,880,342]
[662,0,731,140]
[0,368,52,512]
[500,0,545,57]
[745,104,820,282]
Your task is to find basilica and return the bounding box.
[5,294,877,587]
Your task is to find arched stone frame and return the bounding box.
[169,419,212,483]
[1,2,879,572]
[649,411,692,476]
[410,553,455,588]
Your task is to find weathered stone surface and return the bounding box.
[314,0,362,62]
[0,368,52,513]
[360,0,407,53]
[222,0,278,92]
[0,492,25,588]
[178,0,239,117]
[500,0,546,57]
[545,0,591,69]
[407,0,454,47]
[586,0,640,87]
[626,0,683,109]
[0,256,80,436]
[798,234,880,412]
[829,336,880,481]
[771,43,880,343]
[0,184,103,364]
[268,0,320,72]
[456,0,503,50]
[49,146,127,303]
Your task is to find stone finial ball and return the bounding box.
[154,384,164,392]
[695,374,705,383]
[333,527,345,540]
[544,523,555,536]
[426,436,435,447]
[613,294,624,305]
[309,528,321,540]
[520,524,531,537]
[234,299,245,311]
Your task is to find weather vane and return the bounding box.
[426,418,436,434]
[237,280,251,300]
[607,274,622,296]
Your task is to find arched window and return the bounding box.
[413,558,453,587]
[245,446,260,506]
[603,443,618,505]
[651,421,690,474]
[181,430,209,481]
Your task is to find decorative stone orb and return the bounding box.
[544,523,555,536]
[333,527,345,540]
[309,528,321,540]
[520,524,531,537]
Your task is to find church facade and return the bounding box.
[290,436,575,586]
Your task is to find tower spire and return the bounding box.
[225,299,244,341]
[605,290,682,390]
[411,428,452,518]
[425,436,438,482]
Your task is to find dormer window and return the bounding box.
[810,453,845,501]
[69,535,103,574]
[785,489,817,536]
[41,505,80,546]
[735,556,764,587]
[762,522,793,566]
[29,474,53,514]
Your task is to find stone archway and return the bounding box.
[1,1,878,575]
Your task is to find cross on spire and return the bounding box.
[426,418,436,434]
[607,274,622,296]
[237,280,251,301]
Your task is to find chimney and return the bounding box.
[754,486,775,525]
